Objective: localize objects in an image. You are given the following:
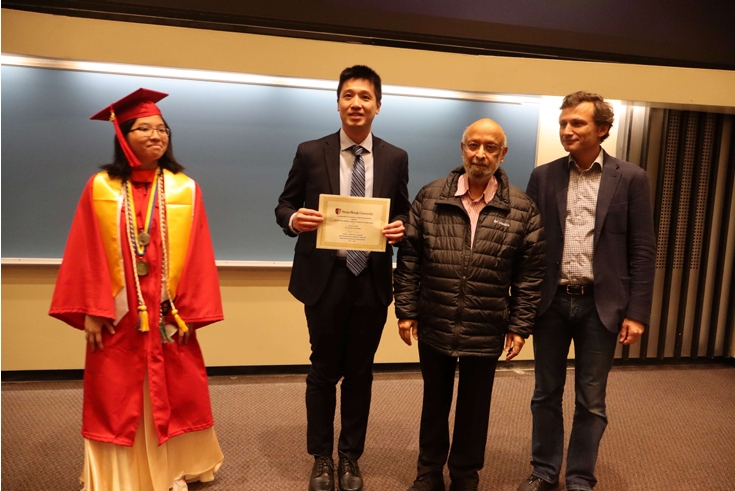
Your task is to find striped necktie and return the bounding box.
[346,145,369,276]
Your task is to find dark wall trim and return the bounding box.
[1,369,85,382]
[5,1,735,71]
[4,358,732,382]
[0,364,420,382]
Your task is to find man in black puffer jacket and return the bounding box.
[394,118,545,491]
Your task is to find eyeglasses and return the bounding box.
[130,126,171,137]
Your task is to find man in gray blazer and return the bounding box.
[276,65,410,491]
[518,91,656,491]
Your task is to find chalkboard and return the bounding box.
[1,65,540,261]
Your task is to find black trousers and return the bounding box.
[417,341,499,489]
[304,259,387,461]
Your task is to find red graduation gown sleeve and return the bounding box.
[49,176,116,329]
[171,184,223,328]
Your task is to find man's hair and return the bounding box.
[337,65,382,103]
[561,91,615,142]
[101,117,184,180]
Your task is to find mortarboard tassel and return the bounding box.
[110,108,143,168]
[138,305,150,332]
[171,308,189,333]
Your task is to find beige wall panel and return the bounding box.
[1,266,85,370]
[3,9,735,109]
[200,268,310,367]
[198,268,425,366]
[2,265,536,371]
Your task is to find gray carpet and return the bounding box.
[2,365,734,490]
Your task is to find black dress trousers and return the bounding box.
[416,341,499,488]
[304,258,388,460]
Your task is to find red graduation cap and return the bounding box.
[91,88,169,168]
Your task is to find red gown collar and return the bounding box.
[130,167,158,183]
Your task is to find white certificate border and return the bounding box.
[317,194,390,252]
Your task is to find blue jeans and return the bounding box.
[530,290,618,491]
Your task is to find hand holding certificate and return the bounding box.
[316,194,391,252]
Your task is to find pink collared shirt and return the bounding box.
[455,173,498,248]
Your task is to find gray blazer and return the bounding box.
[526,150,656,333]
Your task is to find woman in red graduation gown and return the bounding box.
[50,88,224,491]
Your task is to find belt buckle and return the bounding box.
[566,284,584,295]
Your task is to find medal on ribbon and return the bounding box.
[127,174,159,263]
[123,169,162,333]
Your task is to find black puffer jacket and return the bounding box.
[394,166,545,357]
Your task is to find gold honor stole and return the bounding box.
[92,170,195,324]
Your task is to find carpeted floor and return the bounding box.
[2,365,734,490]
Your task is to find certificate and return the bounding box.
[316,194,391,252]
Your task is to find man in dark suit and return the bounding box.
[276,65,410,491]
[517,92,656,491]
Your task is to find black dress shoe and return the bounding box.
[448,484,477,491]
[407,471,445,491]
[309,455,335,491]
[517,474,559,491]
[449,480,477,491]
[337,453,363,491]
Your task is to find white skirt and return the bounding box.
[81,375,224,491]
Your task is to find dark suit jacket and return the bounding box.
[526,150,656,333]
[275,131,411,306]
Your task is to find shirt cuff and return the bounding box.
[288,212,300,235]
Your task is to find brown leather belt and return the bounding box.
[558,284,594,296]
